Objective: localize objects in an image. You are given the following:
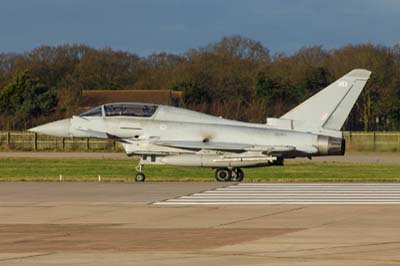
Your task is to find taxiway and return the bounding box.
[1,182,400,266]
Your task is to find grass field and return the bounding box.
[1,157,400,182]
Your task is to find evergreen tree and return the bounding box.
[0,70,57,126]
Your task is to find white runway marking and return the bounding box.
[153,183,400,205]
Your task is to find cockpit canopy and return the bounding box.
[104,103,158,117]
[79,106,102,117]
[79,103,159,117]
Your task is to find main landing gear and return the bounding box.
[215,168,244,182]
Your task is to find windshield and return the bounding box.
[104,103,158,117]
[79,106,103,117]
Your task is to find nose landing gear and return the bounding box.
[135,162,145,182]
[215,168,244,182]
[134,172,146,182]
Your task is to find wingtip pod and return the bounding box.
[346,69,372,79]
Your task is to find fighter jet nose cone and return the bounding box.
[28,118,71,137]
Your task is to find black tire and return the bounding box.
[215,168,231,182]
[135,173,146,182]
[232,168,244,182]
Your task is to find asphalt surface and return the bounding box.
[1,151,400,163]
[156,183,400,205]
[1,182,400,266]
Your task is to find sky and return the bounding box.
[0,0,399,56]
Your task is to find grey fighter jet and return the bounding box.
[29,69,371,182]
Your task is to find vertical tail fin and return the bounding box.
[280,69,371,131]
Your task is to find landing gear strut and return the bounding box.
[215,168,244,182]
[135,161,145,182]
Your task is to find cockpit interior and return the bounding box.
[79,103,159,117]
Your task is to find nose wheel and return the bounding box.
[135,161,146,182]
[215,168,244,182]
[135,172,146,182]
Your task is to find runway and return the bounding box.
[1,182,400,266]
[155,183,400,205]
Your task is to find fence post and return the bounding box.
[113,141,116,151]
[33,132,37,151]
[86,138,90,150]
[6,131,11,145]
[373,131,376,151]
[62,137,65,151]
[398,134,400,152]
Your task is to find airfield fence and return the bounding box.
[0,131,399,152]
[0,132,124,152]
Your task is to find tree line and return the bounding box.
[0,35,399,131]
